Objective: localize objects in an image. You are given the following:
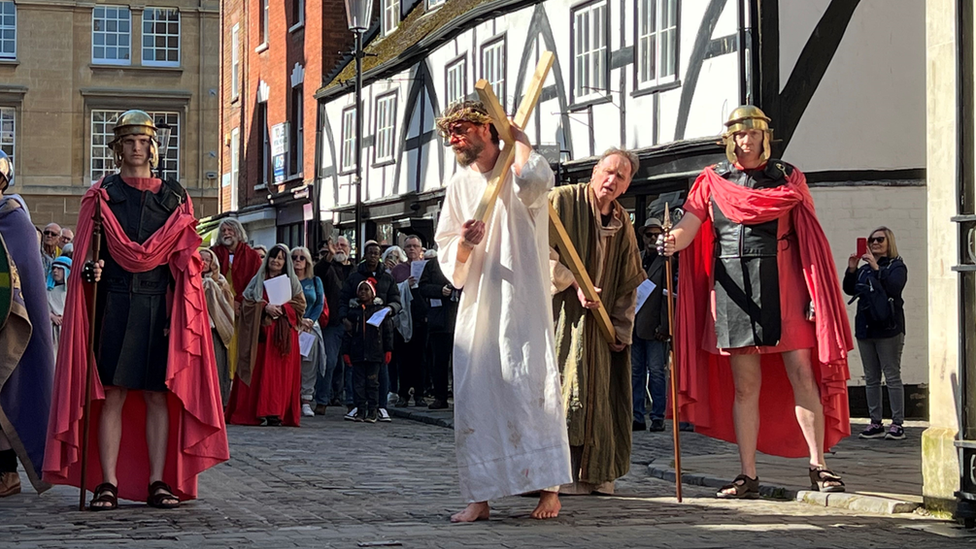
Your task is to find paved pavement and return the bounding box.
[1,408,970,548]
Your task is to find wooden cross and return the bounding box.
[473,52,616,344]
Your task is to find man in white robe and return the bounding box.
[434,101,572,522]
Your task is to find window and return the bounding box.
[572,1,608,101]
[638,0,678,88]
[382,0,399,36]
[0,1,15,61]
[427,0,445,9]
[230,127,240,210]
[290,86,304,176]
[445,57,467,106]
[142,8,180,67]
[0,107,13,161]
[260,0,269,46]
[257,102,269,184]
[231,24,240,98]
[481,38,506,110]
[92,6,131,65]
[341,107,356,172]
[374,94,396,163]
[291,0,305,28]
[90,110,180,182]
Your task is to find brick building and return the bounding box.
[218,0,351,249]
[0,0,220,228]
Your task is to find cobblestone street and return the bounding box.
[1,411,970,548]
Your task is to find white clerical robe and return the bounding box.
[435,151,572,503]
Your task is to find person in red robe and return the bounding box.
[226,244,305,427]
[210,218,262,309]
[661,106,852,499]
[44,110,228,509]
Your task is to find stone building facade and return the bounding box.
[0,0,220,228]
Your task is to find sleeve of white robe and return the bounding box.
[435,179,471,289]
[512,151,553,210]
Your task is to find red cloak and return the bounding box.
[43,180,229,502]
[675,166,852,457]
[211,241,262,303]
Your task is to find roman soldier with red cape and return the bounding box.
[44,111,228,508]
[662,106,852,499]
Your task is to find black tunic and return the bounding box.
[94,174,186,391]
[710,160,793,349]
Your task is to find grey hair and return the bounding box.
[598,147,640,178]
[217,218,248,243]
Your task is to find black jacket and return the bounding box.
[842,256,907,339]
[313,260,344,327]
[419,259,459,334]
[342,300,395,363]
[338,261,402,321]
[633,249,675,341]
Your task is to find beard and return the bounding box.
[220,235,237,248]
[334,252,348,264]
[453,140,485,167]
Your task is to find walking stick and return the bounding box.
[78,197,102,511]
[663,203,683,503]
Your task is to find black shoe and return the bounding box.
[354,408,366,422]
[632,420,647,432]
[266,416,282,427]
[649,419,666,432]
[679,422,695,432]
[414,397,427,407]
[329,398,342,407]
[859,422,886,439]
[394,397,409,408]
[364,409,378,423]
[428,399,449,410]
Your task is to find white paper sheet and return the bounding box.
[367,307,391,327]
[298,332,316,357]
[635,279,657,313]
[429,298,443,308]
[263,275,292,306]
[410,260,428,287]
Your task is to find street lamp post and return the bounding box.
[155,121,173,181]
[345,0,373,257]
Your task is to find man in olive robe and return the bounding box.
[549,148,646,494]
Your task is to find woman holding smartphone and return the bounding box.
[843,227,908,440]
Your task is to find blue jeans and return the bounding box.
[315,324,345,405]
[632,337,667,422]
[346,358,388,408]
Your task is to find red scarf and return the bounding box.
[211,241,263,303]
[44,180,229,502]
[674,167,852,457]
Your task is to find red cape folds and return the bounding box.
[212,241,262,303]
[675,166,852,457]
[43,180,229,502]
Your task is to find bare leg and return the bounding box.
[530,490,561,519]
[451,501,490,523]
[781,349,826,467]
[729,354,761,478]
[144,391,178,506]
[98,387,127,486]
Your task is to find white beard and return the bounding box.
[334,252,348,264]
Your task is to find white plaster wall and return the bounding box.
[780,0,926,171]
[810,185,927,386]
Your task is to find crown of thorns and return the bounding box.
[435,101,494,138]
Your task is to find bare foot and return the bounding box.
[530,491,561,520]
[450,501,490,523]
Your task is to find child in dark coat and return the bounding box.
[342,278,394,423]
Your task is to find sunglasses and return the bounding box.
[43,230,59,237]
[868,236,886,244]
[291,255,306,261]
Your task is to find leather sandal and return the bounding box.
[146,481,180,509]
[89,482,118,511]
[809,466,845,493]
[716,474,760,499]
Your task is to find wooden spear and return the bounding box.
[663,202,683,503]
[78,197,102,511]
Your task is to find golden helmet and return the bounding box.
[110,110,158,168]
[722,105,772,165]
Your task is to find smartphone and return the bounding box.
[856,237,867,257]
